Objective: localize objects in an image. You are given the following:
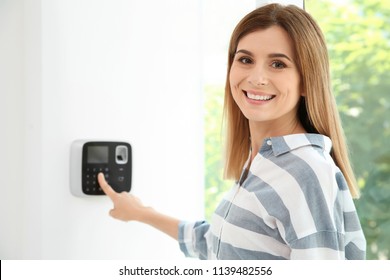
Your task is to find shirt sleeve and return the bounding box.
[289,231,346,259]
[178,220,211,259]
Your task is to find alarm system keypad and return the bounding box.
[71,141,131,197]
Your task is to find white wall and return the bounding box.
[1,0,204,259]
[0,0,26,259]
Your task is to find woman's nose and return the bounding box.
[248,65,268,86]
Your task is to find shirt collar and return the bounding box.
[260,133,332,157]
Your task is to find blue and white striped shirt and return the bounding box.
[178,133,366,259]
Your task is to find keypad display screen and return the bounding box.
[87,146,109,164]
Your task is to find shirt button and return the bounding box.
[266,140,272,146]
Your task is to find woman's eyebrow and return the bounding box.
[268,53,293,62]
[235,49,292,62]
[235,49,253,56]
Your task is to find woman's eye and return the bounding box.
[271,60,286,69]
[238,57,253,64]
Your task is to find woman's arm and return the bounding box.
[97,173,180,240]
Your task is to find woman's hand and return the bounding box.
[97,173,148,222]
[98,172,180,240]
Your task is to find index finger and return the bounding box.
[98,172,117,199]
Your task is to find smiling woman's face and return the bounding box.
[229,25,303,131]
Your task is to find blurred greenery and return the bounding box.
[203,0,390,259]
[203,85,233,221]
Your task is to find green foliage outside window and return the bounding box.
[203,0,390,259]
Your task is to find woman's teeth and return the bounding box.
[246,92,274,101]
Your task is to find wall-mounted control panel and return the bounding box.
[70,140,132,197]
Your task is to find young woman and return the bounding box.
[98,3,366,259]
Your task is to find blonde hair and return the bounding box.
[223,4,360,198]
